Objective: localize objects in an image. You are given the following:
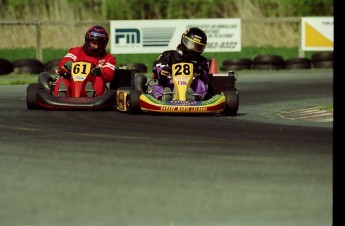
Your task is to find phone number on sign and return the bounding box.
[207,42,238,49]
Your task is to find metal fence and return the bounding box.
[0,17,302,61]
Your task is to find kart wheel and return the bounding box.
[126,90,142,114]
[125,63,147,73]
[222,90,239,116]
[26,83,41,110]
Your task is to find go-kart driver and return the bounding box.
[54,25,116,97]
[151,27,209,101]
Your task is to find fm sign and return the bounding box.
[110,19,241,54]
[115,29,140,45]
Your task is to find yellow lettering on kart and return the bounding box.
[71,62,92,81]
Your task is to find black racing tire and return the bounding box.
[253,64,283,70]
[284,57,311,65]
[222,90,239,116]
[223,58,252,66]
[313,60,333,68]
[0,58,14,75]
[284,63,311,70]
[0,67,13,75]
[253,55,284,65]
[284,57,311,70]
[15,65,45,74]
[220,64,251,71]
[134,73,148,93]
[311,52,333,63]
[26,83,41,110]
[126,89,142,114]
[13,58,44,68]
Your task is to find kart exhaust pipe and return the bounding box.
[38,72,55,94]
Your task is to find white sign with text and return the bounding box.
[301,17,333,51]
[110,18,241,54]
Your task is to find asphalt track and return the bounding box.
[0,69,333,226]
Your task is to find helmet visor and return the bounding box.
[182,36,206,53]
[89,31,107,40]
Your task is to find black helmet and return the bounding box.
[84,25,109,56]
[181,27,207,57]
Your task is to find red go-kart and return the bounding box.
[26,61,119,110]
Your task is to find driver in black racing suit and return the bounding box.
[151,27,209,101]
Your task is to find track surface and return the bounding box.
[0,69,333,226]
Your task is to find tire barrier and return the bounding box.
[0,58,14,75]
[1,51,333,76]
[252,54,284,70]
[284,57,312,70]
[220,51,333,72]
[12,58,44,74]
[43,59,61,74]
[220,58,252,72]
[311,52,333,68]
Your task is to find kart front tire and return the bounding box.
[126,90,142,114]
[222,90,239,116]
[26,83,41,110]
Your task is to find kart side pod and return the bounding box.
[208,71,237,95]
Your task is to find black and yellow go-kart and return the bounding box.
[116,62,239,116]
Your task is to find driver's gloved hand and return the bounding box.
[91,66,102,76]
[193,65,204,77]
[58,61,73,78]
[159,66,172,77]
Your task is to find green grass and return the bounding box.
[319,104,333,112]
[0,74,38,85]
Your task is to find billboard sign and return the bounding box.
[110,18,241,54]
[301,17,333,51]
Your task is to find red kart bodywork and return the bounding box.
[26,64,135,110]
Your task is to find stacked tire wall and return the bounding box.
[0,58,61,76]
[219,51,333,72]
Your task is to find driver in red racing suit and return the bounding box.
[54,25,116,97]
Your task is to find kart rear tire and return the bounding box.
[126,90,142,114]
[125,63,147,73]
[222,90,239,116]
[26,83,41,110]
